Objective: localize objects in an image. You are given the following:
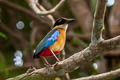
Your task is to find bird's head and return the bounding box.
[53,17,75,30]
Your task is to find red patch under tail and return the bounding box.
[39,48,60,57]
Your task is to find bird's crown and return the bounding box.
[53,17,75,27]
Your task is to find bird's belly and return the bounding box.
[49,39,65,51]
[49,31,66,52]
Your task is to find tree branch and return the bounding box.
[72,69,120,80]
[0,23,30,49]
[25,0,56,26]
[0,24,26,43]
[26,0,65,15]
[0,0,41,23]
[30,26,39,45]
[25,0,65,26]
[91,0,107,45]
[101,35,120,51]
[36,2,55,26]
[6,0,120,80]
[37,0,65,15]
[6,35,120,80]
[68,0,93,33]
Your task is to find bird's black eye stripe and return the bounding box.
[54,18,66,27]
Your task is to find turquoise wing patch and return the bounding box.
[34,29,60,56]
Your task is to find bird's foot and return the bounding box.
[53,61,59,67]
[44,61,60,68]
[26,66,36,73]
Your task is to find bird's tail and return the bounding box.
[33,49,40,59]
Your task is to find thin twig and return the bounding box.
[30,26,39,45]
[72,69,120,80]
[61,49,66,61]
[26,0,63,26]
[0,24,26,43]
[0,0,41,23]
[30,0,65,15]
[38,0,65,15]
[61,49,71,80]
[26,0,65,25]
[36,3,55,27]
[91,0,107,45]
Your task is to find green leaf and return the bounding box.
[0,53,8,76]
[0,32,7,39]
[55,77,61,80]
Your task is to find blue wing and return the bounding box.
[34,29,60,57]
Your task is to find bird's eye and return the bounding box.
[58,19,62,23]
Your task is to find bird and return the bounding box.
[33,17,75,64]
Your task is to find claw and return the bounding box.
[44,63,52,68]
[27,66,36,73]
[53,61,59,67]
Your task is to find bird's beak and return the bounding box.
[66,18,75,23]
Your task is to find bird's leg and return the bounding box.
[50,50,60,62]
[42,57,51,65]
